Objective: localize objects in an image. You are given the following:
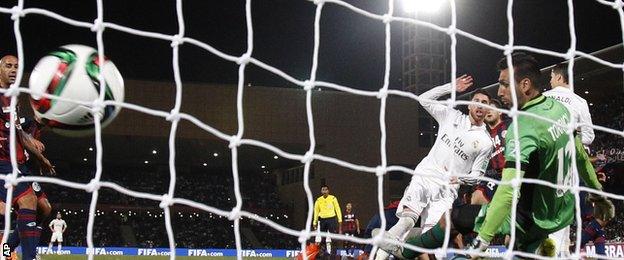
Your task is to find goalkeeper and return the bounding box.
[466,53,613,257]
[398,53,613,259]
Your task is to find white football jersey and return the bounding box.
[49,219,67,233]
[416,84,493,186]
[543,86,594,145]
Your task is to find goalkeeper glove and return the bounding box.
[456,236,489,259]
[587,193,615,222]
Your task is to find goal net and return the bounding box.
[0,0,623,260]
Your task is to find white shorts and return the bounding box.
[50,232,63,242]
[396,176,456,233]
[549,226,571,257]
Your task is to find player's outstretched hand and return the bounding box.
[455,74,474,93]
[461,236,489,260]
[588,193,615,222]
[39,157,56,176]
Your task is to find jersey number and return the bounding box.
[556,142,574,197]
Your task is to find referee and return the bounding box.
[313,185,342,255]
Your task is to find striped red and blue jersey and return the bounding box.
[487,118,509,175]
[342,212,357,232]
[0,96,26,164]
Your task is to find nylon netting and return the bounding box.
[0,0,624,259]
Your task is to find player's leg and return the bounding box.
[48,233,54,253]
[419,194,453,234]
[471,179,497,206]
[36,192,51,255]
[0,179,41,260]
[378,178,430,252]
[325,217,337,255]
[0,200,20,252]
[3,187,50,256]
[314,220,322,245]
[14,188,40,260]
[362,208,398,257]
[376,178,446,260]
[375,209,422,258]
[0,231,19,260]
[421,194,457,260]
[318,218,331,254]
[513,208,556,257]
[375,205,422,260]
[34,184,51,223]
[5,220,20,254]
[15,165,43,260]
[548,226,570,257]
[344,231,358,257]
[57,232,63,253]
[402,202,500,259]
[401,195,463,259]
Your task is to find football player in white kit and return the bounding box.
[375,75,493,259]
[543,63,596,257]
[48,212,67,254]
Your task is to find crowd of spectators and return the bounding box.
[591,91,624,163]
[34,165,297,249]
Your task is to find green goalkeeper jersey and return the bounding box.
[504,95,575,233]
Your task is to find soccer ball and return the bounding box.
[29,44,124,136]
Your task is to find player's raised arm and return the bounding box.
[18,130,55,175]
[418,74,473,123]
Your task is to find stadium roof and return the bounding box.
[465,44,624,102]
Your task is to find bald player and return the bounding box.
[0,55,55,260]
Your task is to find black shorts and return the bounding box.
[474,170,501,202]
[318,217,338,233]
[24,161,47,201]
[31,181,47,201]
[0,163,34,204]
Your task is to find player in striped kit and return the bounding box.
[47,212,67,254]
[472,98,509,205]
[0,55,55,260]
[375,74,493,259]
[342,202,360,257]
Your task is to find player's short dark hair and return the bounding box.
[551,63,569,84]
[321,185,329,189]
[470,89,491,102]
[497,52,542,90]
[489,98,502,108]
